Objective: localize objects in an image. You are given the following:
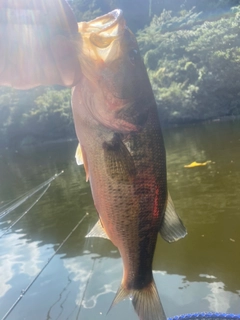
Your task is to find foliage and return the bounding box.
[0,87,74,147]
[137,6,240,123]
[68,0,240,28]
[68,0,103,22]
[148,0,240,18]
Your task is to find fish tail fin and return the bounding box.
[131,280,167,320]
[109,280,167,320]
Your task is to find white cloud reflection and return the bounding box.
[63,256,121,310]
[199,274,217,279]
[0,232,43,298]
[204,281,239,313]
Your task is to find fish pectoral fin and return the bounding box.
[103,134,136,182]
[85,219,110,240]
[159,192,187,243]
[75,143,83,165]
[75,143,89,182]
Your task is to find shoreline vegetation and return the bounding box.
[3,115,240,151]
[1,0,240,147]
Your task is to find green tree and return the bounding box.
[137,6,240,123]
[0,87,75,147]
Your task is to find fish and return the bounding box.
[0,4,187,318]
[0,0,81,88]
[73,9,187,320]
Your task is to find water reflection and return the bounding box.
[0,121,240,319]
[0,232,45,297]
[204,281,240,313]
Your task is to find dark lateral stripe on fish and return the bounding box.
[129,241,155,290]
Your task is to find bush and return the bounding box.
[137,6,240,123]
[0,87,75,147]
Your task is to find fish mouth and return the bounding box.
[79,9,124,39]
[78,9,126,63]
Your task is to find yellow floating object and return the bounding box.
[184,161,211,168]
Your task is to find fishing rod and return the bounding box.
[0,184,50,239]
[0,171,64,220]
[75,259,96,320]
[1,212,89,320]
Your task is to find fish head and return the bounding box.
[0,0,81,88]
[77,10,152,131]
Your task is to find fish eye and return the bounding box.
[129,49,138,64]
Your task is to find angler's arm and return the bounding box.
[0,0,81,89]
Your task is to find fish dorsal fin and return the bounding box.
[85,219,110,240]
[159,192,187,243]
[75,143,89,182]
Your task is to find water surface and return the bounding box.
[0,120,240,320]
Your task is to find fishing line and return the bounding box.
[1,213,88,320]
[0,171,64,220]
[0,188,38,212]
[0,184,50,239]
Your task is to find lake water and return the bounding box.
[0,120,240,320]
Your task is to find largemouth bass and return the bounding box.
[73,9,187,320]
[0,4,186,318]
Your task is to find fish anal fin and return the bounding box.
[107,283,130,315]
[103,134,136,182]
[75,143,89,182]
[159,192,187,243]
[85,219,110,240]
